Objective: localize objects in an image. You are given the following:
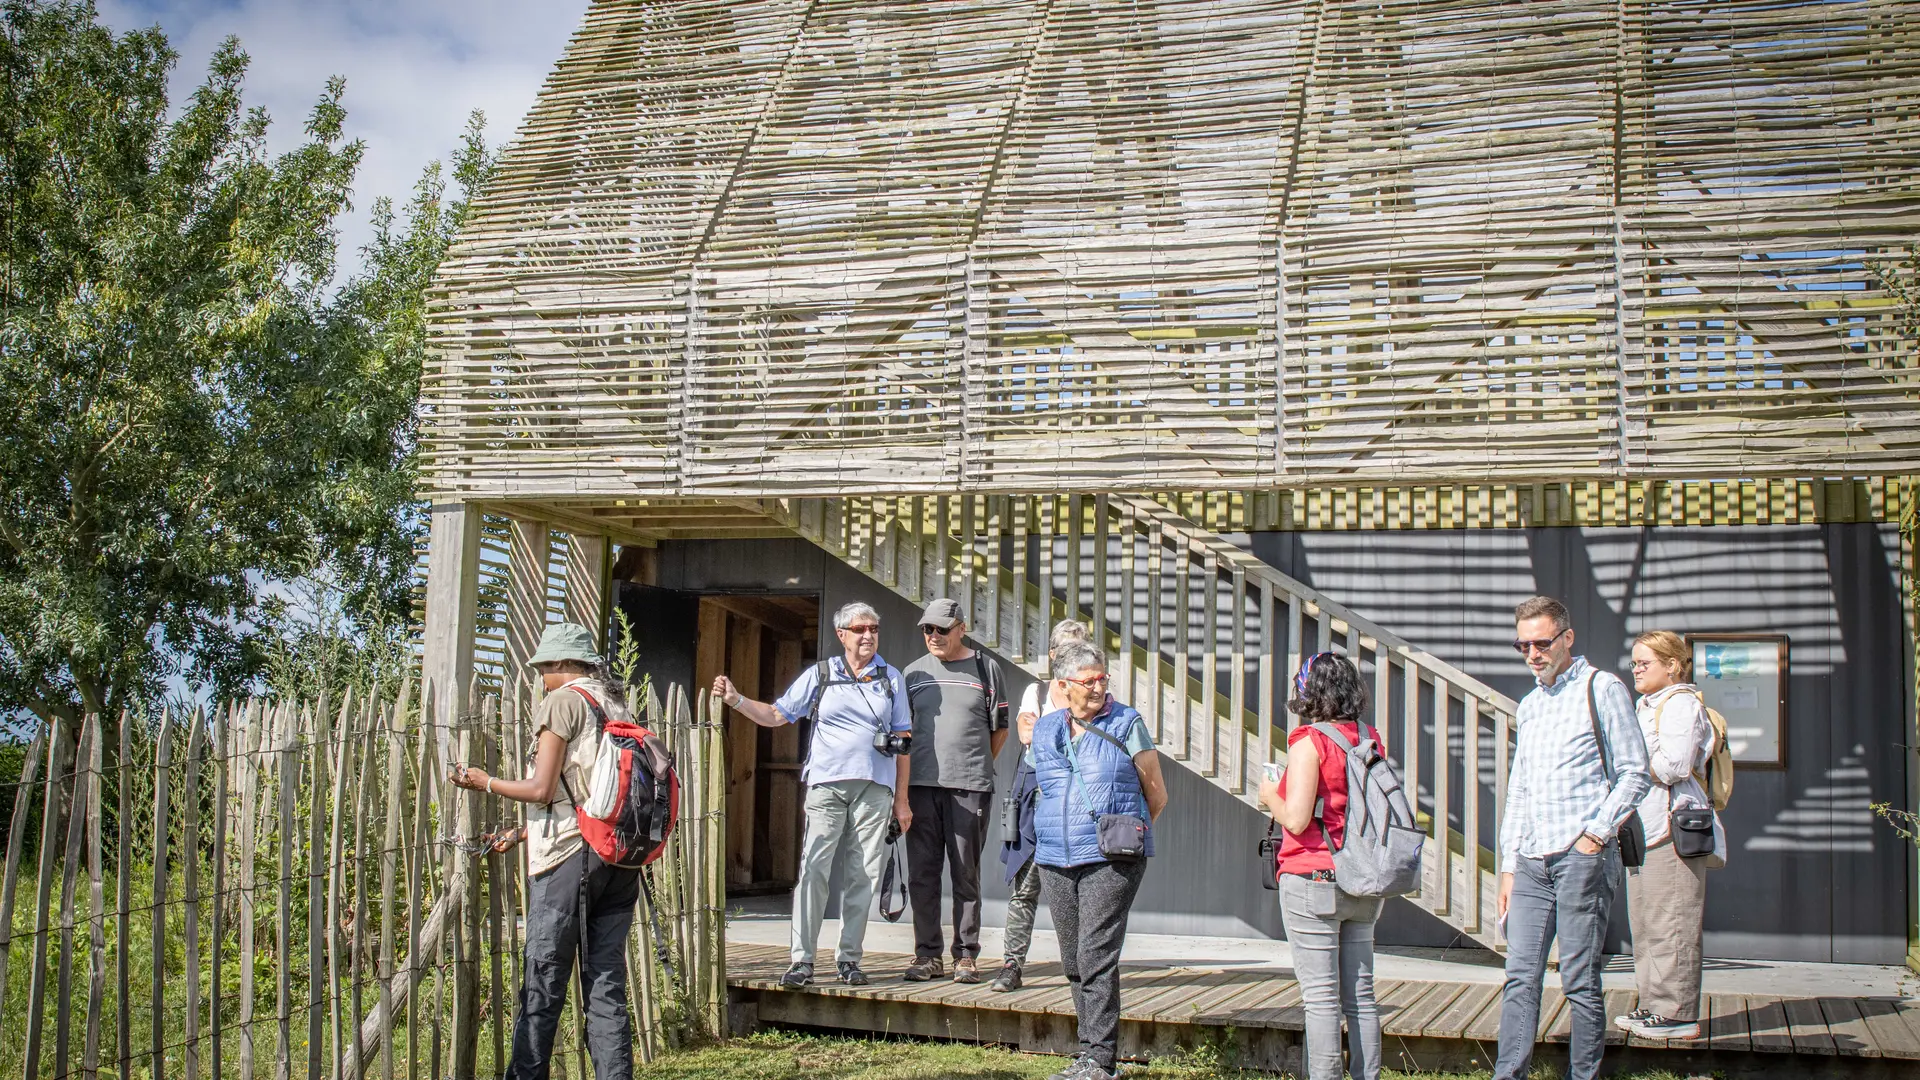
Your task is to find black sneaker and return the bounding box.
[837,961,870,986]
[989,959,1023,993]
[779,962,813,989]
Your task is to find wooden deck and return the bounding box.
[725,942,1920,1078]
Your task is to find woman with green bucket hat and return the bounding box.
[449,621,641,1080]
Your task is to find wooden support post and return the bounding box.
[425,501,483,746]
[564,531,612,648]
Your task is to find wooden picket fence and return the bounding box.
[0,678,727,1080]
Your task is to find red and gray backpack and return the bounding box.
[560,684,680,868]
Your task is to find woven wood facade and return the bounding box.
[422,0,1920,500]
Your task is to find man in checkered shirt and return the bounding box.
[1494,596,1650,1080]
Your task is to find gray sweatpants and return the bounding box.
[1001,857,1044,963]
[1495,846,1621,1080]
[1040,859,1148,1069]
[791,779,894,966]
[1278,874,1384,1080]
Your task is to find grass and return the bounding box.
[630,1031,1706,1080]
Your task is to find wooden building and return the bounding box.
[419,0,1920,964]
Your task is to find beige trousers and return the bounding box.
[1627,840,1708,1021]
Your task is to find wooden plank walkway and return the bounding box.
[726,942,1920,1076]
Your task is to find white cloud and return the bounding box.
[97,0,593,277]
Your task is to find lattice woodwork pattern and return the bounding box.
[423,0,1920,498]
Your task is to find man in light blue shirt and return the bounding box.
[714,601,914,989]
[1494,596,1650,1080]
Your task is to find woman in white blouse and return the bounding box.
[1615,630,1725,1042]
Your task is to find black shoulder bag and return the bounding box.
[1587,673,1646,869]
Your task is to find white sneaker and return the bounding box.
[1628,1014,1700,1040]
[1612,1008,1653,1032]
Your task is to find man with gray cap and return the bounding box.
[901,598,1009,982]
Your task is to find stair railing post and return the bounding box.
[1228,564,1247,794]
[1432,676,1453,917]
[1144,526,1164,741]
[1463,694,1483,933]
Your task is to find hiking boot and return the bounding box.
[903,955,944,982]
[1626,1015,1699,1041]
[779,962,813,989]
[952,957,981,984]
[989,959,1023,993]
[836,961,870,986]
[1612,1007,1654,1032]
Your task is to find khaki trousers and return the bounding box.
[1627,840,1708,1021]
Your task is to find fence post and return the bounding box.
[23,713,71,1080]
[0,724,48,1056]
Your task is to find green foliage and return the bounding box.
[0,1,494,726]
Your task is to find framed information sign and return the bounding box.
[1687,634,1788,768]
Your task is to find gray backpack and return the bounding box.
[1311,723,1423,898]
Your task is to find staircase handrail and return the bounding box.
[1120,497,1521,718]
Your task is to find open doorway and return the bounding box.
[614,585,819,893]
[695,595,818,893]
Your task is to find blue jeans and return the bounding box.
[1495,846,1621,1080]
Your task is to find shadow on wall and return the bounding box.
[1247,523,1907,965]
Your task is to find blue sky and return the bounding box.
[99,0,594,274]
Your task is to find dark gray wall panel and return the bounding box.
[653,527,1909,964]
[1249,524,1909,964]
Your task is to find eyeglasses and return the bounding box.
[1511,628,1570,655]
[920,624,959,637]
[1630,659,1659,671]
[1062,673,1111,690]
[840,624,880,636]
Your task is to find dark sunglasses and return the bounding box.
[1511,628,1570,655]
[841,623,880,635]
[920,624,959,636]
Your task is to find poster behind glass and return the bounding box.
[1688,635,1787,768]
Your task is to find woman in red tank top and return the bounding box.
[1256,653,1386,1080]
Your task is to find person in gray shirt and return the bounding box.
[901,598,1009,983]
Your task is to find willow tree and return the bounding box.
[0,0,485,728]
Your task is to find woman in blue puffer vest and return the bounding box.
[1030,641,1170,1080]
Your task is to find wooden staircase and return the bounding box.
[759,494,1516,953]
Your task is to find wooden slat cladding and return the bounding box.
[1279,0,1624,476]
[968,245,1278,486]
[1620,0,1920,472]
[684,256,967,491]
[423,0,1920,498]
